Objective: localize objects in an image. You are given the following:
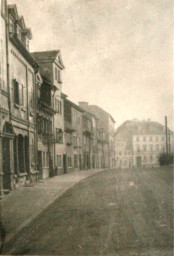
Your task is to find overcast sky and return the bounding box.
[8,0,173,128]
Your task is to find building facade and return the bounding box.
[0,2,39,194]
[115,119,173,169]
[31,50,65,175]
[64,98,83,172]
[79,102,116,168]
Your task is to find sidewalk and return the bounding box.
[0,168,105,244]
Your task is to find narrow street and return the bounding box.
[3,167,173,256]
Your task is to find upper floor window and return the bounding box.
[13,79,24,105]
[155,136,158,142]
[56,128,63,143]
[143,136,146,142]
[161,136,165,142]
[149,136,152,142]
[143,145,146,151]
[55,99,62,114]
[17,25,21,40]
[136,136,139,142]
[9,17,14,34]
[55,67,62,83]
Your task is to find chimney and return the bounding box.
[79,102,88,108]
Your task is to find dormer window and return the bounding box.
[17,24,21,40]
[9,17,14,34]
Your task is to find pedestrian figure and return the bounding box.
[0,220,6,254]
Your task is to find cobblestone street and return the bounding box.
[3,167,173,255]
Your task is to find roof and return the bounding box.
[65,98,84,113]
[31,50,60,61]
[115,120,173,140]
[88,105,115,123]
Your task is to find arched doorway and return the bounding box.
[2,137,11,190]
[2,122,14,190]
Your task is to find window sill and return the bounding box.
[21,107,27,112]
[30,112,34,116]
[14,103,20,109]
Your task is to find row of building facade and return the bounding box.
[0,1,172,194]
[0,1,115,194]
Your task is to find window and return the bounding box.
[74,154,78,168]
[143,145,146,151]
[150,144,153,151]
[57,155,61,167]
[43,152,46,167]
[67,133,72,145]
[155,144,159,151]
[143,136,146,142]
[144,156,146,161]
[68,157,72,167]
[57,70,61,83]
[56,128,63,143]
[136,137,139,142]
[161,136,165,141]
[150,155,153,161]
[149,136,152,142]
[13,79,24,105]
[156,136,158,142]
[17,25,21,40]
[9,17,14,33]
[55,67,58,81]
[73,135,77,147]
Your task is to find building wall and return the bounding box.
[133,134,166,167]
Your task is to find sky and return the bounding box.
[8,0,173,129]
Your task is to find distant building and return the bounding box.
[64,97,83,172]
[79,102,116,168]
[115,119,173,168]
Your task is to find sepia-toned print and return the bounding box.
[0,0,173,255]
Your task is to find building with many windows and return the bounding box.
[0,2,39,194]
[64,97,83,172]
[31,50,65,175]
[115,119,173,168]
[79,102,116,168]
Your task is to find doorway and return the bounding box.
[2,138,11,190]
[136,156,142,167]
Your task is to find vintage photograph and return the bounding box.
[0,0,173,255]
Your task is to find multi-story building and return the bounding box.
[0,2,39,194]
[114,132,133,169]
[31,50,65,175]
[115,119,173,168]
[35,72,56,179]
[97,126,107,168]
[64,97,83,172]
[79,102,116,168]
[81,111,94,170]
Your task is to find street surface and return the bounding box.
[3,167,173,255]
